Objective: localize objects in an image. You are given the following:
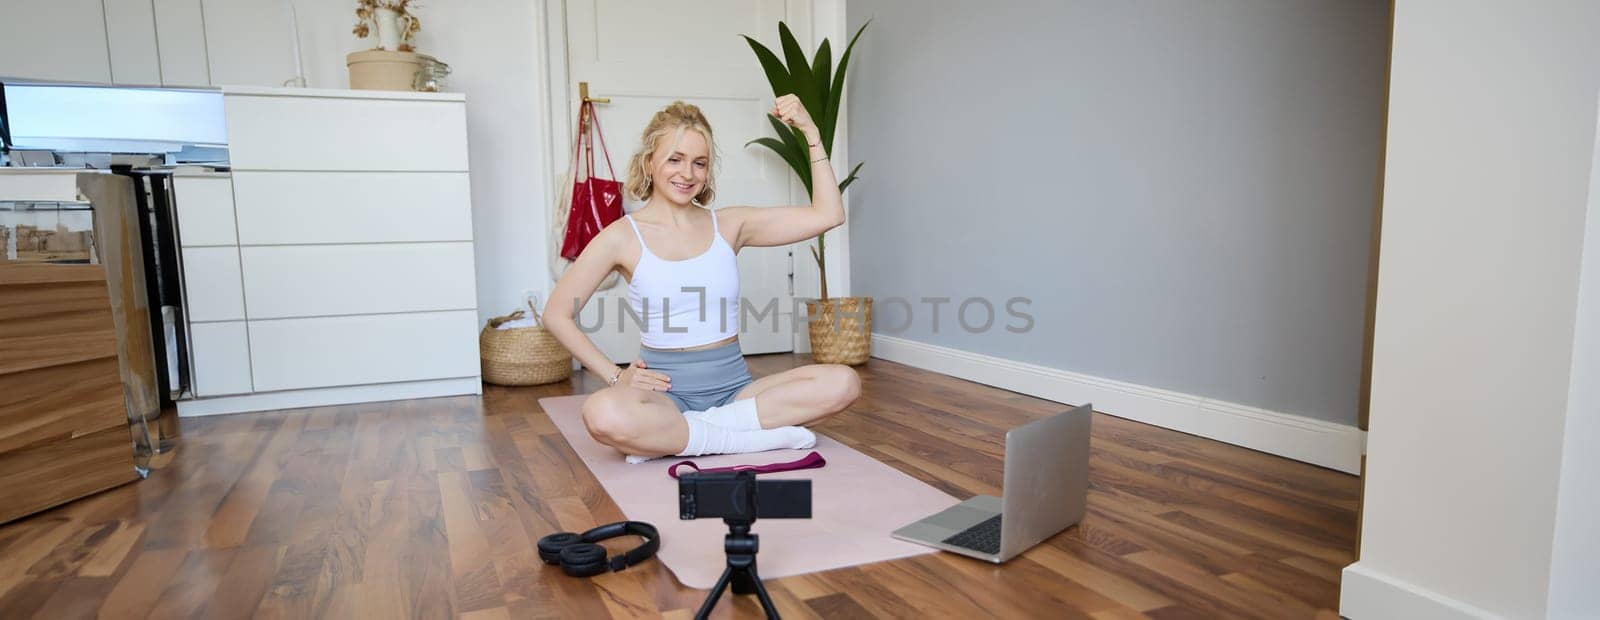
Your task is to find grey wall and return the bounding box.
[845,0,1390,425]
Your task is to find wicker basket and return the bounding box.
[806,297,873,366]
[480,306,572,386]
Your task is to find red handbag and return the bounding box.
[559,100,623,260]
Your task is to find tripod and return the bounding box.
[695,518,779,620]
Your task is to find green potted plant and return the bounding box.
[744,21,871,365]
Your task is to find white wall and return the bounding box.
[1547,97,1600,619]
[409,3,551,322]
[845,0,1390,426]
[1342,1,1600,619]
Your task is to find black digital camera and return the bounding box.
[678,471,812,521]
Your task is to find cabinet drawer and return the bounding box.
[189,321,252,396]
[240,243,477,319]
[0,426,138,525]
[232,171,472,244]
[224,95,469,171]
[247,311,479,391]
[182,247,245,322]
[173,176,237,246]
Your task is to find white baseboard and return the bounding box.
[1340,562,1502,619]
[870,335,1365,474]
[175,377,483,417]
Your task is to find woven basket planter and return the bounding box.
[480,308,572,386]
[806,297,873,366]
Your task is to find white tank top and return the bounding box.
[624,209,741,349]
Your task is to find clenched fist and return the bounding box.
[770,94,817,136]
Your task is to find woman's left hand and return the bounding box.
[771,94,817,135]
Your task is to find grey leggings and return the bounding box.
[637,340,754,413]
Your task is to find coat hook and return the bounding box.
[578,81,611,104]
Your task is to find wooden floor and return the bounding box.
[0,354,1359,619]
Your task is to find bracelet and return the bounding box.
[608,367,623,386]
[811,155,829,163]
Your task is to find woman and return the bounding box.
[543,95,860,462]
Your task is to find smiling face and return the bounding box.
[625,101,718,206]
[649,128,711,206]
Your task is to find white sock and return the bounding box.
[683,398,764,431]
[621,400,786,464]
[677,418,816,457]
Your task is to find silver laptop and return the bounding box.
[891,403,1092,563]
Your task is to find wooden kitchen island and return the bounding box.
[0,261,140,524]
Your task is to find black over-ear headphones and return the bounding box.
[537,521,660,578]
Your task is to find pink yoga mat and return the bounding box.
[538,395,957,589]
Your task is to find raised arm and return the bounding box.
[726,94,844,250]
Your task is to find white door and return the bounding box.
[562,0,799,362]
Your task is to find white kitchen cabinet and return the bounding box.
[188,321,252,396]
[152,0,211,87]
[0,0,113,83]
[199,0,295,88]
[1,0,304,89]
[0,0,205,87]
[180,246,246,322]
[104,0,162,85]
[172,175,238,246]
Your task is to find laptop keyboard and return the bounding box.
[941,514,1003,555]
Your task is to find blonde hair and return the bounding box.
[624,101,717,205]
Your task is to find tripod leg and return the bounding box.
[745,567,781,620]
[695,566,735,620]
